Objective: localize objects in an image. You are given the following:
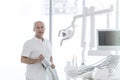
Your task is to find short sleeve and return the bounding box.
[21,41,31,57]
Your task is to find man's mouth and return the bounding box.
[38,32,44,34]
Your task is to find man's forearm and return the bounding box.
[21,56,39,64]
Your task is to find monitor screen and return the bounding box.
[97,30,120,50]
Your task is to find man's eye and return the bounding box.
[41,26,44,28]
[36,27,39,29]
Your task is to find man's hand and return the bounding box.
[37,54,45,62]
[51,63,55,69]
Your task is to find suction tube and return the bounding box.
[41,59,59,80]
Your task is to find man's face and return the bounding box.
[34,22,45,37]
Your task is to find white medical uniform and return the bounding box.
[21,37,52,80]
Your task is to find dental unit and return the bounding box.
[58,0,120,80]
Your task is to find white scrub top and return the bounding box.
[21,37,52,80]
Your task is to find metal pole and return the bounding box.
[49,0,52,45]
[81,0,86,65]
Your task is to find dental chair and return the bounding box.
[65,55,120,80]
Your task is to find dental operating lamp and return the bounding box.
[58,6,113,65]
